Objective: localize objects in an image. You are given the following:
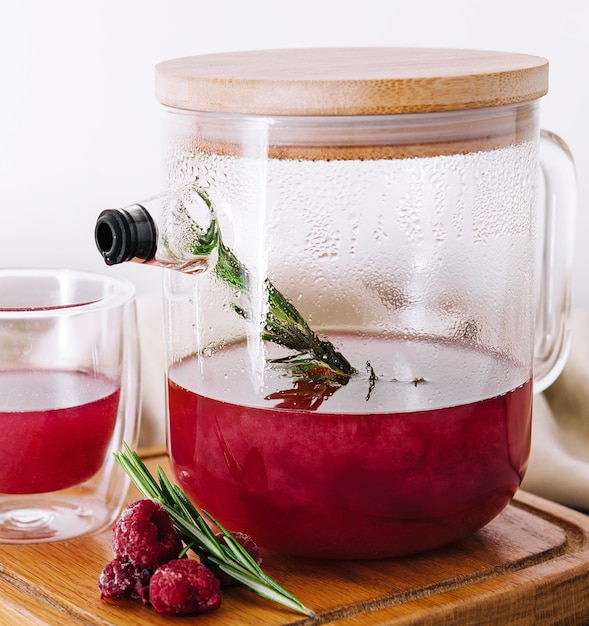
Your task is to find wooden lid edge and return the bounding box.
[155,47,549,115]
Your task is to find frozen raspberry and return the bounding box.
[211,531,262,586]
[149,559,222,615]
[98,558,152,604]
[112,499,184,568]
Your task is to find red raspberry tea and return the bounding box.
[0,370,119,494]
[168,335,532,559]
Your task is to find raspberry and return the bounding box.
[98,558,152,604]
[149,559,221,615]
[112,499,184,568]
[211,531,262,586]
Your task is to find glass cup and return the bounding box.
[0,268,141,543]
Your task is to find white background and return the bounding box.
[1,0,587,304]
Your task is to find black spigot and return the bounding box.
[95,205,157,265]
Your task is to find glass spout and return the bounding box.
[94,186,219,275]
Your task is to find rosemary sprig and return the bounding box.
[166,185,356,388]
[114,443,315,617]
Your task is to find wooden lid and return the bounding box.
[155,47,548,116]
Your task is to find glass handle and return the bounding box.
[534,130,577,392]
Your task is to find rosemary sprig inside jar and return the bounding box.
[163,185,357,391]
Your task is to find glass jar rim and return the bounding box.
[160,101,540,160]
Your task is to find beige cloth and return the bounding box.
[521,309,589,510]
[137,296,589,511]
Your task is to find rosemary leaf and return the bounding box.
[206,557,311,616]
[203,510,265,577]
[113,446,160,499]
[162,507,224,561]
[173,486,219,541]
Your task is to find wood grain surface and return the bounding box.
[155,48,548,115]
[0,450,588,625]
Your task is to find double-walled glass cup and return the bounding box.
[0,269,141,543]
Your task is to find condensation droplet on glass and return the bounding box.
[373,216,389,243]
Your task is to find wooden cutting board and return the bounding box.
[0,449,588,625]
